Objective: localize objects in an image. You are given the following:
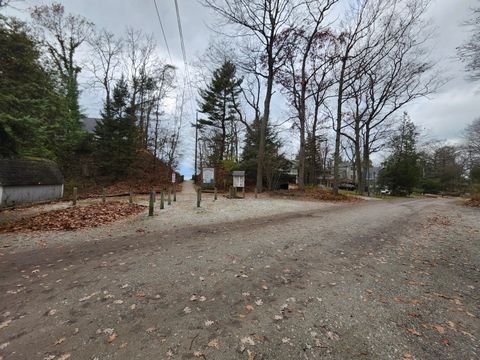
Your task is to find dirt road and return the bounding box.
[0,198,478,359]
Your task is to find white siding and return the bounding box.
[0,185,63,207]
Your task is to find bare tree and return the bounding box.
[465,117,480,161]
[458,3,480,81]
[331,0,384,194]
[203,0,297,192]
[88,29,123,113]
[30,3,93,120]
[275,0,338,190]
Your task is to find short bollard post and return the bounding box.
[149,191,154,216]
[214,187,217,201]
[197,188,201,208]
[173,185,177,202]
[168,188,172,205]
[129,191,133,204]
[254,187,258,199]
[73,187,77,206]
[102,187,106,204]
[160,191,165,210]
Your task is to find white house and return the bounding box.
[0,159,64,208]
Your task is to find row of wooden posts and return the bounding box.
[71,185,259,217]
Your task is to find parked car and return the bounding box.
[380,188,391,195]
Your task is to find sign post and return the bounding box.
[232,171,246,199]
[202,168,215,189]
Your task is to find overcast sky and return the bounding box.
[5,0,480,176]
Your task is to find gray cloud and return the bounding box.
[5,0,479,175]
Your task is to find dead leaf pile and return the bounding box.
[270,188,360,202]
[465,199,480,208]
[0,202,146,233]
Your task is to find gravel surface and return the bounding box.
[0,194,478,360]
[0,181,335,251]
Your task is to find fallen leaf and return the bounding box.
[247,349,256,360]
[183,307,192,314]
[208,338,219,349]
[58,354,71,360]
[245,304,254,311]
[146,327,156,334]
[107,333,117,343]
[193,351,204,357]
[0,319,11,329]
[204,320,214,327]
[433,325,445,334]
[407,328,422,336]
[241,336,255,346]
[54,337,66,345]
[0,342,9,350]
[326,331,340,341]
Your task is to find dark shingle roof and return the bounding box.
[0,159,64,186]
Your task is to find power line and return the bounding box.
[172,0,197,117]
[153,0,172,62]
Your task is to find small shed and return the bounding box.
[0,159,64,208]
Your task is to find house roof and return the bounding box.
[0,159,64,186]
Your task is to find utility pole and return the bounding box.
[194,112,198,183]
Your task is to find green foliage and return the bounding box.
[241,117,291,189]
[378,114,421,195]
[471,165,480,183]
[198,60,242,163]
[418,178,441,194]
[94,77,137,181]
[0,16,60,158]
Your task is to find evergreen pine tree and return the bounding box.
[198,60,242,164]
[94,76,137,180]
[379,113,421,195]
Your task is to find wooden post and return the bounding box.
[168,188,172,205]
[242,186,245,199]
[254,187,258,199]
[102,187,106,204]
[72,187,77,206]
[129,191,133,204]
[173,185,177,202]
[197,188,201,207]
[149,191,154,216]
[160,191,164,210]
[214,187,217,201]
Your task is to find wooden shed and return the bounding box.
[0,159,64,208]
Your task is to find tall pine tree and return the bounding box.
[0,15,68,159]
[94,77,137,180]
[379,113,421,195]
[198,60,242,164]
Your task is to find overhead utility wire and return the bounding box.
[153,0,173,63]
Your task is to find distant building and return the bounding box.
[0,159,64,208]
[338,162,355,182]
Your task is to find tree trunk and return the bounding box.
[256,58,274,193]
[333,58,347,195]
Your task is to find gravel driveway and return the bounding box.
[0,196,478,359]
